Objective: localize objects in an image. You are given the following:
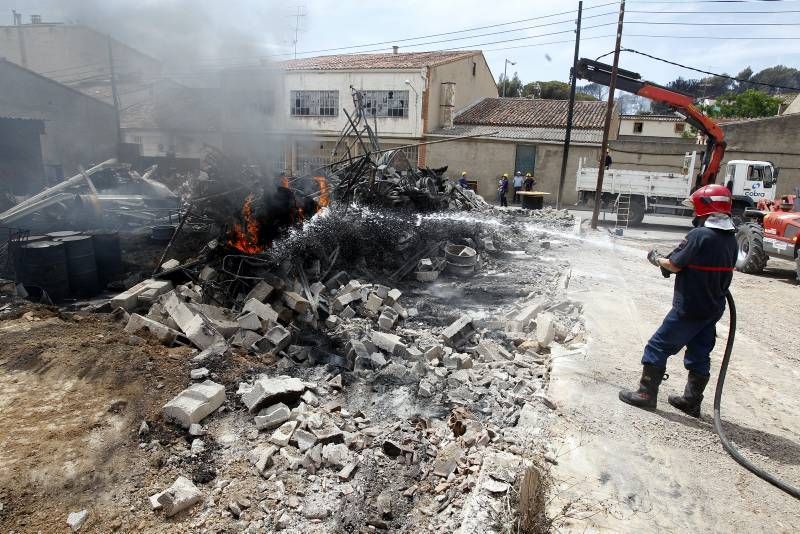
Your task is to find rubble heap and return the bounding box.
[102,202,585,532]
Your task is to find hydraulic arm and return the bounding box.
[575,59,726,190]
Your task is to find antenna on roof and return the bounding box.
[292,6,306,59]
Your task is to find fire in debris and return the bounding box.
[227,194,262,254]
[314,175,330,208]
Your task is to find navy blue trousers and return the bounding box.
[641,307,722,377]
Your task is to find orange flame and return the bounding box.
[281,176,290,188]
[227,194,263,254]
[313,175,329,208]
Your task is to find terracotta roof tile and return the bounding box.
[455,98,608,129]
[282,51,480,71]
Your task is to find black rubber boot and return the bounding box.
[619,364,666,409]
[668,371,710,418]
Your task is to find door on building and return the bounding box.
[514,144,536,175]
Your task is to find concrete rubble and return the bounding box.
[87,201,582,532]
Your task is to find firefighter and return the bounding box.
[619,184,737,417]
[523,172,535,191]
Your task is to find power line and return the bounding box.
[625,32,800,38]
[628,8,800,12]
[627,20,800,25]
[621,47,800,91]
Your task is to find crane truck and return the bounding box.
[573,60,779,226]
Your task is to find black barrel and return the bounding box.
[18,240,70,302]
[86,230,123,285]
[46,230,82,239]
[56,235,101,297]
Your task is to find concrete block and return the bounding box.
[124,313,180,345]
[248,444,278,475]
[245,281,274,303]
[513,298,547,332]
[364,293,384,314]
[324,270,349,290]
[243,298,279,325]
[378,307,399,331]
[536,312,556,348]
[476,340,513,361]
[292,428,318,452]
[255,402,291,430]
[184,315,226,350]
[236,311,262,331]
[425,345,444,361]
[340,306,356,320]
[332,291,361,313]
[265,324,291,352]
[282,291,311,313]
[111,279,173,311]
[386,288,402,305]
[162,292,196,333]
[230,329,262,350]
[199,266,218,282]
[270,420,298,447]
[241,375,305,413]
[157,476,203,517]
[372,331,401,354]
[163,380,226,428]
[442,315,474,347]
[190,367,209,380]
[161,259,180,271]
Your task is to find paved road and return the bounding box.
[544,218,799,532]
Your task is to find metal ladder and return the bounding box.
[614,186,632,234]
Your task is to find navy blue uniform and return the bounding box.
[641,226,737,376]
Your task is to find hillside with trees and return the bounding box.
[497,64,798,119]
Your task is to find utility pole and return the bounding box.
[107,35,122,158]
[590,0,625,229]
[502,59,516,97]
[292,6,306,59]
[556,1,582,209]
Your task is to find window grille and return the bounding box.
[290,90,339,116]
[362,90,409,117]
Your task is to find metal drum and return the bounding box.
[86,230,123,285]
[56,235,101,297]
[18,240,70,302]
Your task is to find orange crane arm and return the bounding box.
[575,59,726,189]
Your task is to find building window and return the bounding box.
[133,135,143,145]
[290,90,339,117]
[674,123,685,133]
[363,90,409,118]
[633,121,643,133]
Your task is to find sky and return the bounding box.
[2,0,799,90]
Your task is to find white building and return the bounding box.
[222,50,498,174]
[118,50,498,173]
[618,114,688,139]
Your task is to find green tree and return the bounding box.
[497,72,523,97]
[522,80,596,100]
[711,89,782,118]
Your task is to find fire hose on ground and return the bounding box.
[715,291,800,500]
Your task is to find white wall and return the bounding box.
[619,118,685,138]
[280,70,426,139]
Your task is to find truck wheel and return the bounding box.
[735,223,768,274]
[628,198,645,226]
[795,253,800,283]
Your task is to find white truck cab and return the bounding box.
[723,160,778,207]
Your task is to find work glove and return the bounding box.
[647,249,663,267]
[647,249,673,278]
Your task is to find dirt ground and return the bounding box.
[547,213,800,532]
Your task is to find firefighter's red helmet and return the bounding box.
[682,184,733,217]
